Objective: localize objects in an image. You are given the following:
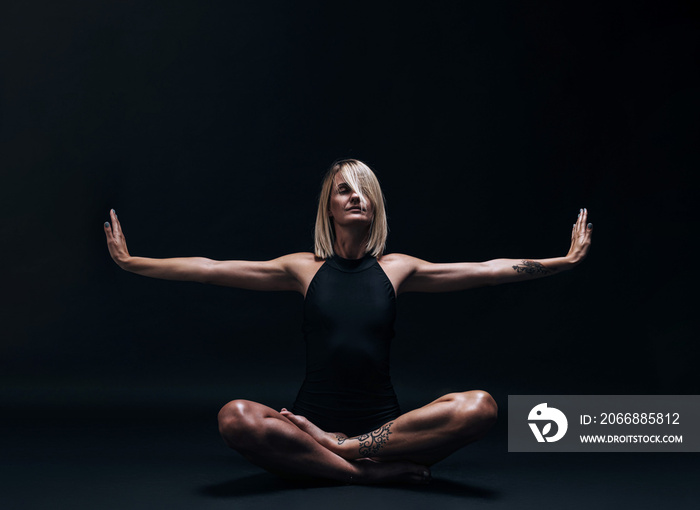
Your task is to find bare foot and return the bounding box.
[279,409,346,453]
[277,409,430,485]
[353,458,431,485]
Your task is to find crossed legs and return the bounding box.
[217,390,497,485]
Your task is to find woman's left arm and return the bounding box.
[399,209,592,293]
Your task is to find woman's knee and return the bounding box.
[453,390,498,434]
[472,390,498,424]
[217,399,263,449]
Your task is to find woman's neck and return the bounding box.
[333,226,369,259]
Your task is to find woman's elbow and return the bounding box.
[479,261,499,286]
[197,258,218,284]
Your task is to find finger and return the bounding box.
[582,208,592,237]
[110,209,122,237]
[578,207,587,233]
[104,220,112,240]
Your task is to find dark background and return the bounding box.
[3,0,697,403]
[0,2,698,507]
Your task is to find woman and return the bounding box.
[104,159,592,485]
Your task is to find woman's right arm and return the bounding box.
[103,209,302,292]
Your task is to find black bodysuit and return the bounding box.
[291,253,401,437]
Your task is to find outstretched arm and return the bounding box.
[103,209,301,292]
[397,208,593,293]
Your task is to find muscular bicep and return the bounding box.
[202,256,301,292]
[398,257,492,293]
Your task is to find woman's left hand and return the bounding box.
[566,208,593,264]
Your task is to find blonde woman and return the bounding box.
[104,159,592,484]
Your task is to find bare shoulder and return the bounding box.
[277,251,322,265]
[276,252,325,273]
[378,252,426,270]
[377,253,428,294]
[378,252,411,263]
[277,252,325,295]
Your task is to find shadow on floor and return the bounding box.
[197,472,500,499]
[197,473,341,497]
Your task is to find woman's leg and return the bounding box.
[217,399,431,484]
[281,390,497,466]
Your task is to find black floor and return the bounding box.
[2,396,699,510]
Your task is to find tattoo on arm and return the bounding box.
[356,422,394,456]
[512,260,555,275]
[336,434,347,445]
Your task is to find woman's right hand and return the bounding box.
[104,209,131,268]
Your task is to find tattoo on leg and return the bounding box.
[357,422,394,456]
[336,434,346,445]
[512,260,555,275]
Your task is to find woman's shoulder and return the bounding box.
[277,252,326,294]
[377,253,426,274]
[378,252,422,265]
[379,252,407,261]
[277,252,326,273]
[277,251,323,263]
[377,253,428,292]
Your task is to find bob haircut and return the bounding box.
[314,159,388,259]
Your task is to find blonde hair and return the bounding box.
[314,159,388,259]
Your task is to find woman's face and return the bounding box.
[328,172,374,227]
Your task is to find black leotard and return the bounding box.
[291,253,401,437]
